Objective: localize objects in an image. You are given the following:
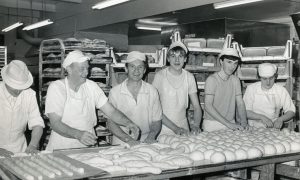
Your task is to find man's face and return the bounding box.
[126,60,146,82]
[5,84,23,97]
[221,58,239,76]
[69,61,89,83]
[167,50,186,71]
[260,75,276,90]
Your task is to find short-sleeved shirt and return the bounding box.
[109,79,162,139]
[0,82,45,153]
[204,72,242,122]
[45,78,108,117]
[243,82,295,120]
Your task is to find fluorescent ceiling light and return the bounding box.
[214,0,264,9]
[136,24,161,31]
[22,19,53,31]
[92,0,130,10]
[137,19,178,26]
[2,22,23,32]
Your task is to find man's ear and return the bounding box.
[66,66,72,75]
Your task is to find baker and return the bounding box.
[45,50,140,150]
[0,60,44,157]
[108,51,162,146]
[243,63,295,129]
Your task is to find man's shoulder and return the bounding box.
[143,81,158,92]
[22,88,36,96]
[155,68,167,77]
[110,83,122,94]
[206,73,218,82]
[246,82,260,90]
[49,79,65,89]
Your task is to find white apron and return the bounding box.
[160,69,189,135]
[0,90,27,153]
[46,79,96,151]
[248,90,280,128]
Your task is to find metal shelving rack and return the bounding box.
[0,46,7,81]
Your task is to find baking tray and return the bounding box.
[0,152,107,180]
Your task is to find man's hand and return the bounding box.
[190,125,202,135]
[126,140,140,147]
[0,148,13,157]
[274,118,284,129]
[78,131,97,146]
[174,127,188,135]
[240,123,252,131]
[261,116,274,128]
[25,144,39,154]
[143,137,157,144]
[226,122,244,130]
[126,123,140,140]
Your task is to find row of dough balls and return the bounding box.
[157,128,300,163]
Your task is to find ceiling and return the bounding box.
[0,0,300,38]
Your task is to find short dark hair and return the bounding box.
[167,47,187,57]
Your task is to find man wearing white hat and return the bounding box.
[152,41,202,135]
[0,60,45,157]
[45,50,140,150]
[243,63,295,129]
[108,51,162,146]
[203,48,248,132]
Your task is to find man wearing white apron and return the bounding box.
[0,60,45,157]
[203,48,249,132]
[108,51,162,146]
[243,63,295,129]
[152,41,202,135]
[45,50,140,151]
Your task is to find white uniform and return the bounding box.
[109,79,162,145]
[45,78,107,150]
[152,68,197,134]
[243,82,295,128]
[0,82,45,153]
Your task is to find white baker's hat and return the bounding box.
[168,41,188,53]
[126,51,146,63]
[258,63,277,78]
[219,48,240,59]
[1,60,33,90]
[63,50,90,68]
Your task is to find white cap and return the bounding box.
[168,41,188,53]
[219,48,240,59]
[1,60,33,90]
[63,50,90,68]
[258,63,277,78]
[126,51,146,63]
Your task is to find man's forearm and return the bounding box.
[29,126,43,148]
[108,120,135,142]
[237,104,248,126]
[192,107,202,128]
[146,120,162,140]
[246,110,265,120]
[279,111,295,122]
[162,114,179,132]
[50,120,82,139]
